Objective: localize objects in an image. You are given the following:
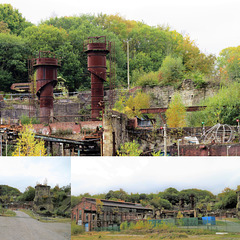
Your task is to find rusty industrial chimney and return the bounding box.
[33,51,60,123]
[85,36,110,120]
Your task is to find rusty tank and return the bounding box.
[85,36,110,120]
[33,51,60,123]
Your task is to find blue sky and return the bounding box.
[1,0,240,55]
[71,157,240,196]
[0,157,71,192]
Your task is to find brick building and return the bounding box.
[72,197,153,231]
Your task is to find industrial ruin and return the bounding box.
[33,184,53,213]
[71,194,240,231]
[71,197,153,231]
[0,35,240,156]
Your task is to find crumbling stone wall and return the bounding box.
[103,110,129,156]
[33,185,53,212]
[143,80,218,108]
[0,81,218,124]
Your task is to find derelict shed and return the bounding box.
[72,197,153,231]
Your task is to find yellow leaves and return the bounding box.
[113,91,150,119]
[12,124,47,156]
[166,93,186,128]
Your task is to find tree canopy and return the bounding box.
[0,4,219,93]
[71,186,238,211]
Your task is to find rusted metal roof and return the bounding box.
[84,197,152,211]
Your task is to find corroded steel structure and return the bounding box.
[33,51,60,123]
[85,36,110,120]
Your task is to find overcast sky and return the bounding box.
[0,157,71,193]
[1,0,240,55]
[72,157,240,196]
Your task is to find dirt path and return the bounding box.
[0,210,70,240]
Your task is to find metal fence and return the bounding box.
[180,220,240,233]
[149,218,240,233]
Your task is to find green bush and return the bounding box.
[136,71,159,87]
[184,71,207,89]
[159,56,185,86]
[117,140,143,156]
[20,114,40,125]
[71,222,85,235]
[120,221,128,230]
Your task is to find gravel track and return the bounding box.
[0,211,71,240]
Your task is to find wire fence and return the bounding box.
[92,218,240,233]
[0,92,79,101]
[149,218,240,233]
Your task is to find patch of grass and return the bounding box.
[20,114,40,124]
[71,222,85,235]
[53,129,73,136]
[20,209,70,223]
[70,231,240,240]
[0,209,17,217]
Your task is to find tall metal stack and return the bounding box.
[85,36,110,120]
[33,51,60,123]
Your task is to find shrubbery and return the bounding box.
[71,222,85,235]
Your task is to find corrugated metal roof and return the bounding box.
[84,197,152,211]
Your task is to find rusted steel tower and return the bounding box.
[85,36,110,120]
[33,51,60,123]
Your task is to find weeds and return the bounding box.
[71,222,85,235]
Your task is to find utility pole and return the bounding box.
[0,134,2,157]
[164,124,167,156]
[5,140,7,157]
[177,139,182,156]
[127,40,130,90]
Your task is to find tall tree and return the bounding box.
[217,46,240,83]
[201,82,240,125]
[166,93,186,127]
[0,4,32,35]
[113,91,150,118]
[159,56,185,86]
[0,33,31,91]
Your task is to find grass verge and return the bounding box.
[0,209,16,217]
[20,209,70,223]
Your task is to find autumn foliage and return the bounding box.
[12,124,47,156]
[166,93,186,128]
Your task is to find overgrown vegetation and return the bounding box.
[72,185,239,214]
[117,140,143,156]
[113,91,150,118]
[0,3,219,93]
[20,114,40,125]
[1,4,240,129]
[187,82,240,126]
[71,222,85,235]
[12,124,47,156]
[166,93,186,127]
[0,184,71,218]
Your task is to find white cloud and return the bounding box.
[71,157,240,196]
[0,157,71,192]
